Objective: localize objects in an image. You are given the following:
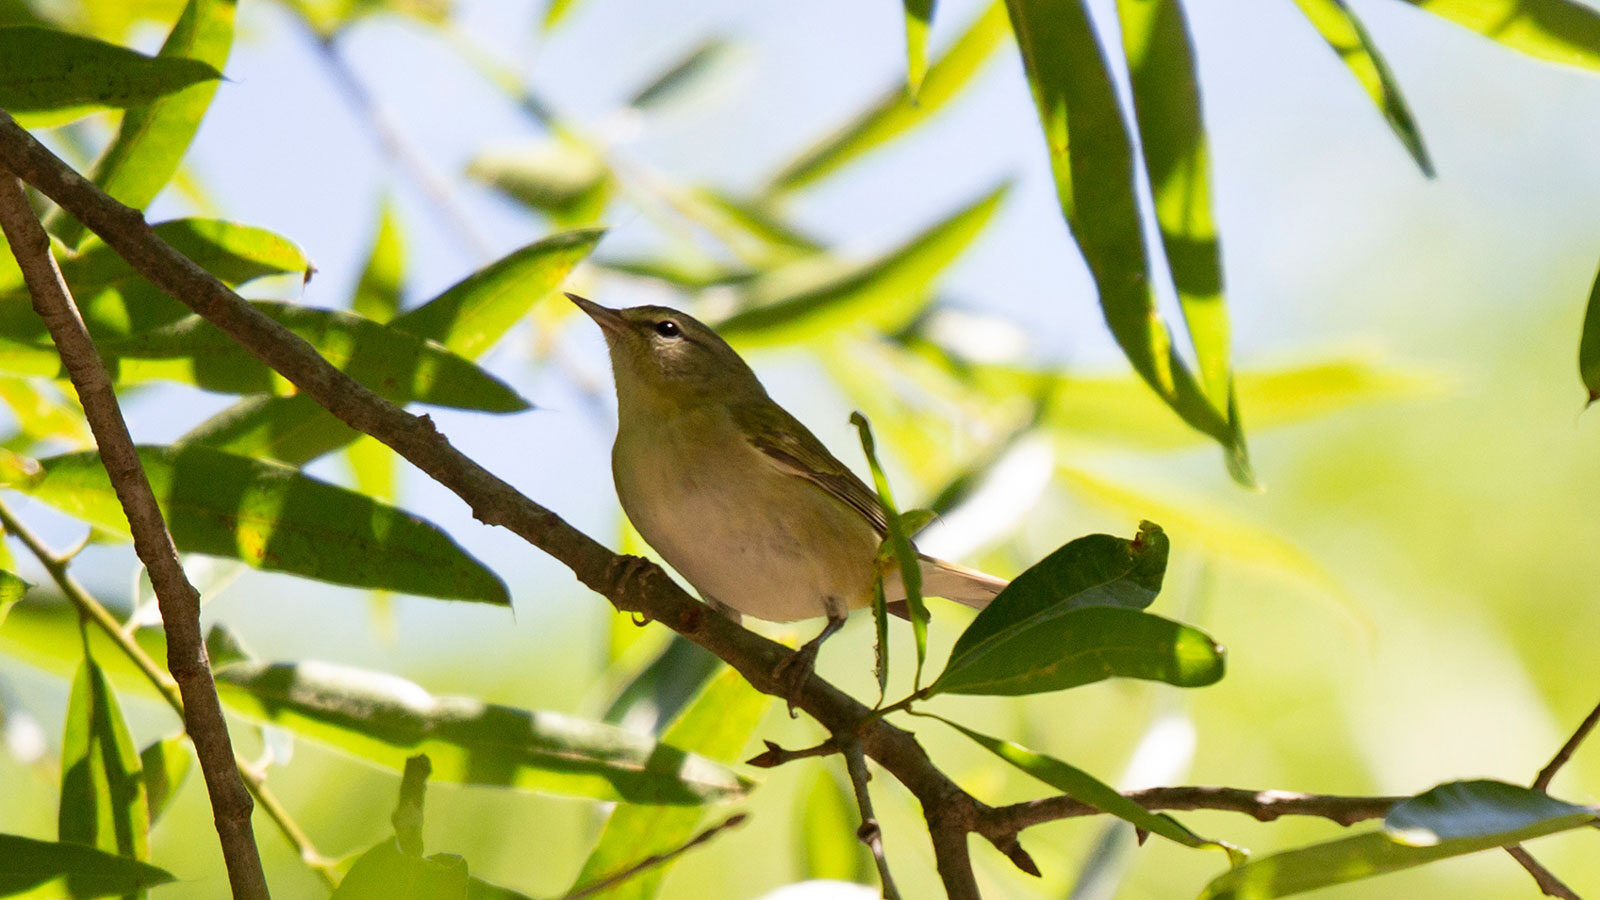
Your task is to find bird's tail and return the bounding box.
[884,555,1008,613]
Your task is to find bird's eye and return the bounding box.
[654,320,681,338]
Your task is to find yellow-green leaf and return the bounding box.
[1407,0,1600,70]
[0,833,173,898]
[0,26,222,128]
[59,652,149,863]
[904,0,936,98]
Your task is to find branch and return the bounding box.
[841,738,903,900]
[1535,698,1600,792]
[1506,845,1583,900]
[559,813,746,900]
[986,786,1404,835]
[0,168,269,899]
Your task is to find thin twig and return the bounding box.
[0,499,341,891]
[841,737,902,900]
[986,786,1404,835]
[746,737,838,768]
[559,813,747,900]
[1535,699,1600,792]
[1506,845,1582,900]
[0,169,269,899]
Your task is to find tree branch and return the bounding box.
[0,167,269,899]
[1506,845,1582,900]
[1535,698,1600,792]
[841,737,903,900]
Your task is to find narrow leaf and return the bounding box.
[1293,0,1433,174]
[1407,0,1600,70]
[332,839,469,900]
[0,26,222,127]
[628,38,729,109]
[1004,0,1250,484]
[930,607,1224,697]
[717,183,1006,347]
[139,736,193,824]
[904,0,937,98]
[602,635,723,735]
[851,411,927,687]
[0,569,26,629]
[59,653,149,862]
[766,1,1009,194]
[24,444,509,604]
[542,0,582,31]
[1579,257,1600,405]
[571,666,771,899]
[938,715,1243,863]
[215,660,750,804]
[353,199,406,324]
[1198,780,1597,899]
[0,833,173,898]
[51,0,237,247]
[947,522,1169,665]
[468,141,612,228]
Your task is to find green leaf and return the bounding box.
[353,199,406,324]
[0,218,310,343]
[23,444,509,604]
[1294,0,1433,174]
[571,665,771,900]
[602,635,723,736]
[903,0,936,98]
[542,0,582,31]
[214,660,750,804]
[1407,0,1600,71]
[51,0,237,248]
[1004,0,1250,485]
[139,736,193,824]
[717,183,1006,347]
[674,188,822,268]
[468,141,612,228]
[83,302,528,411]
[0,377,91,447]
[59,653,149,862]
[929,606,1224,697]
[187,229,599,466]
[0,569,26,629]
[1580,257,1600,405]
[851,412,927,687]
[333,839,469,900]
[1198,780,1597,899]
[947,522,1168,665]
[766,1,1009,194]
[937,716,1243,864]
[797,766,873,883]
[0,26,222,128]
[1118,0,1239,421]
[0,833,174,898]
[628,38,730,110]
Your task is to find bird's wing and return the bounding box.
[732,401,888,535]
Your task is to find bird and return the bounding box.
[569,293,1008,697]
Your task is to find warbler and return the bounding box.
[570,293,1007,692]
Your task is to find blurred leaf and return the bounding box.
[59,652,149,862]
[675,188,823,268]
[333,839,468,900]
[393,754,431,857]
[138,736,192,824]
[572,665,771,900]
[187,229,599,466]
[1407,0,1600,70]
[766,1,1008,194]
[0,218,310,342]
[603,635,723,736]
[1004,0,1250,485]
[353,198,405,324]
[0,26,222,127]
[0,832,174,897]
[286,0,452,37]
[542,0,581,31]
[928,604,1224,696]
[0,377,91,447]
[904,0,936,98]
[797,766,872,883]
[1198,780,1597,899]
[215,659,750,804]
[949,522,1169,664]
[24,444,509,603]
[1294,0,1433,174]
[78,302,529,411]
[0,570,26,629]
[851,412,927,685]
[468,140,613,228]
[345,434,397,502]
[1118,0,1238,417]
[937,716,1244,863]
[629,38,729,109]
[50,0,236,248]
[1580,257,1600,405]
[595,256,756,291]
[718,183,1006,347]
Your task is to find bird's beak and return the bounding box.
[566,292,626,335]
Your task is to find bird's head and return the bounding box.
[568,293,767,411]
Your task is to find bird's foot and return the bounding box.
[773,614,846,718]
[606,554,656,623]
